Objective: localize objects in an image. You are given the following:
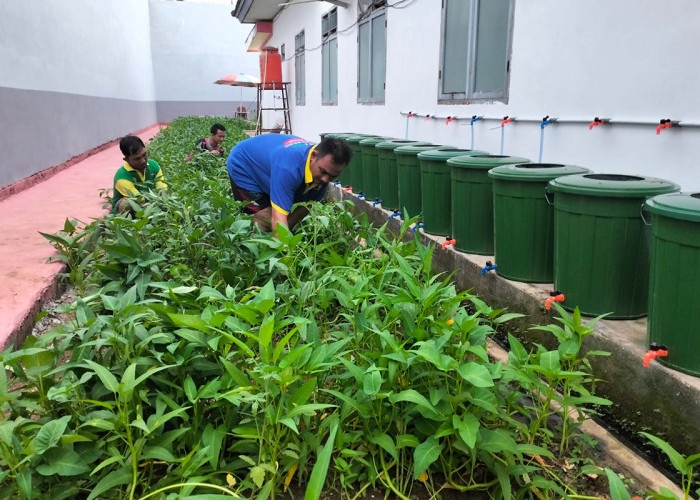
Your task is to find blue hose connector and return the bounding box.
[373,199,382,207]
[412,223,424,233]
[357,193,366,200]
[390,210,402,220]
[481,261,498,276]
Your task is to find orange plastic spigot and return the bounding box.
[656,119,672,135]
[501,116,513,127]
[442,237,456,250]
[425,114,432,120]
[643,343,669,367]
[446,116,456,125]
[407,112,415,118]
[545,291,565,310]
[589,117,604,130]
[343,186,353,192]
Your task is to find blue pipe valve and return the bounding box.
[333,181,342,186]
[390,210,402,220]
[373,199,382,207]
[357,192,366,200]
[412,223,424,233]
[481,261,498,276]
[540,115,553,129]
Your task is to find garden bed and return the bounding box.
[1,117,694,500]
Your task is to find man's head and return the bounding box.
[120,135,148,171]
[309,138,353,185]
[210,123,226,147]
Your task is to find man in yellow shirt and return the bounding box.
[111,135,167,214]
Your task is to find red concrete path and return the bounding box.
[0,124,165,351]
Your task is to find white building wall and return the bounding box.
[263,0,700,191]
[149,1,260,120]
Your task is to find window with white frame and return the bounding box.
[322,8,338,105]
[439,0,514,103]
[357,6,386,104]
[295,31,305,106]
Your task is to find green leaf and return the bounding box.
[413,436,443,479]
[250,465,266,488]
[452,414,479,449]
[305,415,339,500]
[184,376,198,403]
[290,378,317,407]
[641,432,688,475]
[17,470,32,500]
[34,415,72,454]
[169,313,209,332]
[285,403,335,420]
[539,350,561,374]
[604,468,632,500]
[362,370,382,396]
[87,466,132,500]
[368,432,398,460]
[479,428,518,454]
[457,362,494,387]
[389,389,439,416]
[36,448,90,476]
[83,360,118,393]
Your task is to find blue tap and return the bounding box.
[412,223,424,233]
[481,261,498,276]
[373,199,382,207]
[390,210,402,220]
[357,193,366,200]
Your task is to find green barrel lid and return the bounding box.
[395,144,451,155]
[645,192,700,222]
[359,136,395,146]
[325,132,358,138]
[488,163,590,181]
[548,174,679,198]
[346,134,382,143]
[375,139,433,150]
[448,154,530,169]
[417,147,488,161]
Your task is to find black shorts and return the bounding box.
[229,175,270,215]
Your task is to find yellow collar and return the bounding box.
[304,145,317,185]
[123,161,146,179]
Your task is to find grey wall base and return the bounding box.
[0,86,158,188]
[329,185,700,456]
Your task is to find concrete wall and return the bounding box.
[149,1,259,120]
[0,0,157,188]
[263,0,700,191]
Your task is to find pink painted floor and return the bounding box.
[0,124,165,350]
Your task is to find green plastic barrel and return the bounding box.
[395,144,451,219]
[418,148,487,236]
[345,134,380,193]
[324,133,356,187]
[488,163,590,281]
[549,174,679,318]
[448,155,530,254]
[376,140,432,211]
[359,137,394,200]
[645,192,700,375]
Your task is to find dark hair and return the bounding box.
[211,123,226,134]
[119,135,145,158]
[316,137,353,166]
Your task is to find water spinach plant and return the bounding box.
[1,117,615,499]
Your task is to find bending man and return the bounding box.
[226,135,352,232]
[111,135,167,214]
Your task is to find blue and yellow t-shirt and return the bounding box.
[226,134,326,215]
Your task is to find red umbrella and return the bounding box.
[214,73,261,87]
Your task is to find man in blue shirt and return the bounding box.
[226,134,352,232]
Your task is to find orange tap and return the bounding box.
[343,186,353,192]
[589,117,604,130]
[545,290,565,310]
[442,236,456,250]
[407,112,415,118]
[656,119,672,135]
[501,116,513,127]
[643,343,668,367]
[446,116,456,125]
[425,114,432,120]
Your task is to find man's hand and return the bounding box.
[210,150,220,156]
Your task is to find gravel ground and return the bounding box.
[31,286,78,337]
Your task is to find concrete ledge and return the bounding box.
[330,185,700,456]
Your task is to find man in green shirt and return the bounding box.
[111,135,167,214]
